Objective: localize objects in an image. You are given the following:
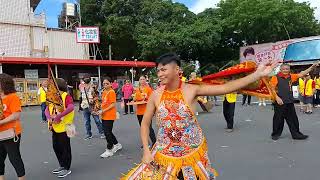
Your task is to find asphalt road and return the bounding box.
[3,100,320,180]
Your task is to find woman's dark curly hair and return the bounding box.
[0,73,16,95]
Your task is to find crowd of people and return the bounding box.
[0,52,319,179]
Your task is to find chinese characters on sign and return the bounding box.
[76,27,100,43]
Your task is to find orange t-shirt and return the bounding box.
[101,89,117,120]
[270,73,299,88]
[1,93,22,135]
[135,86,153,115]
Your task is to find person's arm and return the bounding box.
[53,95,74,123]
[0,112,20,125]
[141,92,157,164]
[298,62,319,78]
[45,106,51,120]
[196,62,278,96]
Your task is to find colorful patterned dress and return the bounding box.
[121,84,218,180]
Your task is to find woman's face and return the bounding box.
[139,76,146,86]
[103,79,111,89]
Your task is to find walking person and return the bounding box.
[258,97,266,106]
[45,78,74,178]
[38,80,48,123]
[223,93,237,132]
[314,74,320,107]
[133,75,156,147]
[302,74,315,114]
[270,63,318,140]
[122,53,276,179]
[298,77,305,111]
[122,80,134,115]
[99,77,122,158]
[80,76,104,140]
[0,73,26,180]
[242,94,251,106]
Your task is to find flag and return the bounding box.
[46,65,64,113]
[189,61,276,100]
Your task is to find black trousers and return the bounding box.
[272,103,302,138]
[102,120,118,150]
[315,90,320,105]
[52,131,72,170]
[0,135,25,177]
[124,99,134,113]
[137,115,156,146]
[242,95,251,105]
[223,100,235,129]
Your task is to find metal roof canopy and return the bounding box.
[0,57,156,68]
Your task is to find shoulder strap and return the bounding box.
[84,87,92,107]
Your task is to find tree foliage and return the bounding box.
[80,0,320,69]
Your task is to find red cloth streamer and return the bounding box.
[189,61,276,100]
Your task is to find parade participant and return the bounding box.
[133,75,156,147]
[122,52,276,179]
[298,77,305,111]
[80,76,104,140]
[270,63,318,140]
[122,80,134,115]
[303,74,315,114]
[0,74,25,180]
[78,79,85,111]
[38,80,48,123]
[313,74,320,107]
[258,97,266,106]
[112,80,120,100]
[99,77,122,158]
[223,92,237,132]
[242,94,251,106]
[45,78,74,178]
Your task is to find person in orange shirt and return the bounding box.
[133,75,156,147]
[270,63,318,140]
[99,77,122,158]
[0,73,25,180]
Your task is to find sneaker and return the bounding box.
[258,103,262,106]
[123,113,128,115]
[263,102,267,106]
[100,149,114,158]
[84,135,93,140]
[52,167,64,174]
[112,143,122,153]
[225,129,233,133]
[57,169,71,178]
[100,134,106,139]
[130,112,134,114]
[271,136,280,140]
[292,134,309,140]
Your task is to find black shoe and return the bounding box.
[271,136,280,140]
[292,134,309,140]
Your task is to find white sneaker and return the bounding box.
[258,103,262,106]
[263,102,267,106]
[112,143,122,153]
[100,149,114,158]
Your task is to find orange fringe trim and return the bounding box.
[121,139,218,180]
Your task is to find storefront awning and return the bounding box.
[0,57,156,68]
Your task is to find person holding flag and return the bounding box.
[45,70,74,178]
